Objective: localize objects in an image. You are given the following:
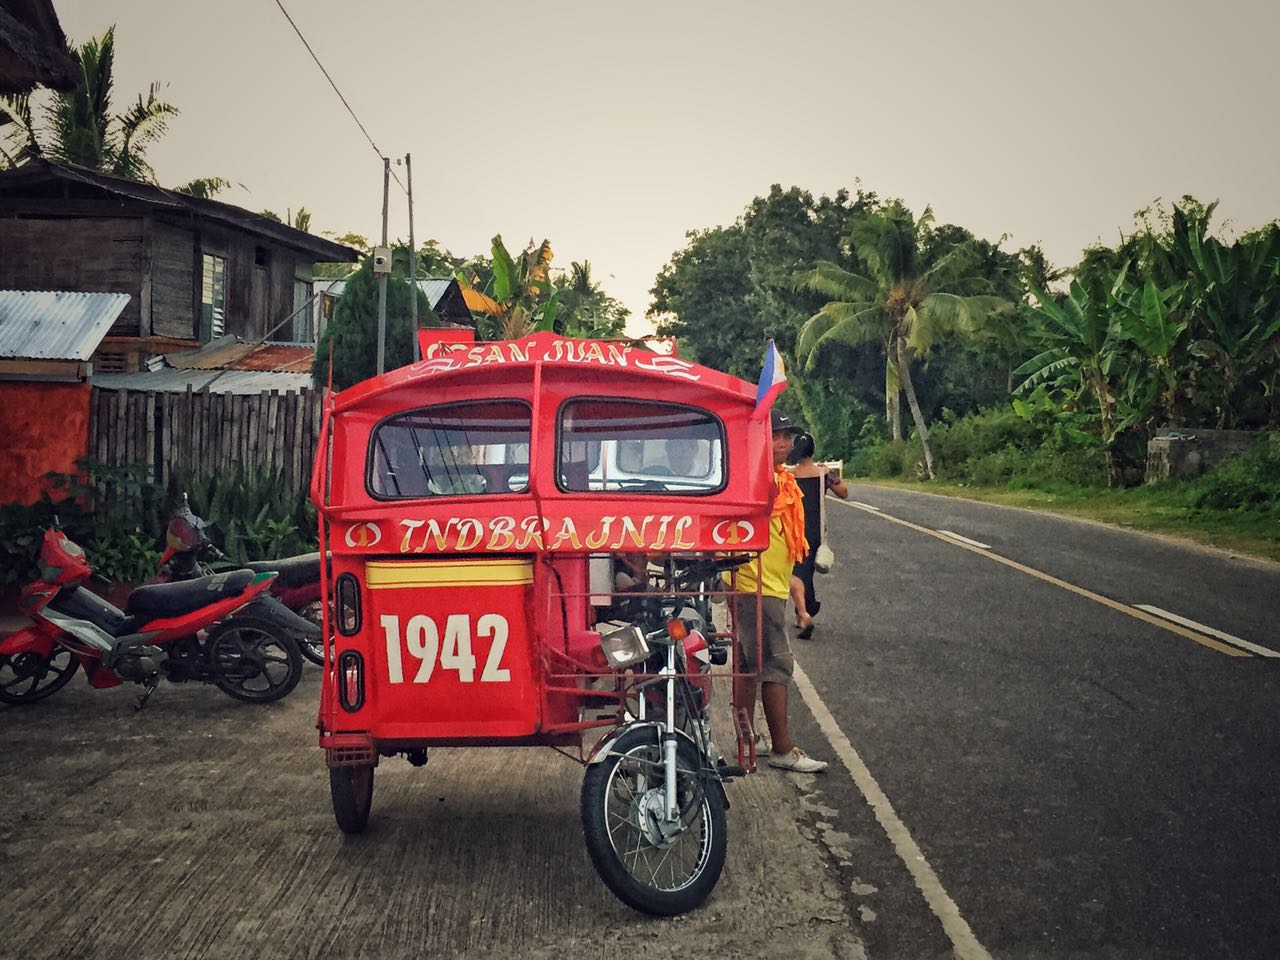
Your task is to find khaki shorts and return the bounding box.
[733,594,793,685]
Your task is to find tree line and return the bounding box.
[649,187,1280,486]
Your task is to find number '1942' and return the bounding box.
[379,613,511,683]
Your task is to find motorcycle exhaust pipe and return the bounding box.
[245,594,323,642]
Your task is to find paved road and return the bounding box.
[788,483,1280,959]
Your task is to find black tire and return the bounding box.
[295,601,329,667]
[330,764,374,834]
[581,726,727,916]
[206,614,303,704]
[0,649,78,705]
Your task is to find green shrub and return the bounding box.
[169,465,317,563]
[854,440,908,478]
[0,496,91,591]
[0,460,164,589]
[1186,436,1280,510]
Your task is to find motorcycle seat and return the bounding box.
[124,569,257,619]
[240,552,323,589]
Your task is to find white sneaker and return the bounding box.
[766,747,828,773]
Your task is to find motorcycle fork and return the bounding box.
[662,643,679,822]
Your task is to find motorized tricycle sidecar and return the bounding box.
[311,329,776,915]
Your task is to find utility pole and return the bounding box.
[376,157,389,375]
[406,153,418,361]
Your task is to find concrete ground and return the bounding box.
[0,666,868,960]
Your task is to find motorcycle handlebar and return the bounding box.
[669,554,752,585]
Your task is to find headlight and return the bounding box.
[599,623,650,668]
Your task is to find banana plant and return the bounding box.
[456,235,561,340]
[1016,270,1133,485]
[1182,224,1280,427]
[1113,277,1188,429]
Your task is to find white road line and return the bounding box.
[851,500,881,511]
[792,661,994,960]
[937,530,991,550]
[831,496,1249,657]
[1134,605,1280,658]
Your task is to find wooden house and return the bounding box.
[0,160,361,371]
[0,0,79,93]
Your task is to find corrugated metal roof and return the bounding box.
[0,290,131,360]
[93,368,312,394]
[163,337,314,373]
[233,344,314,373]
[166,336,253,370]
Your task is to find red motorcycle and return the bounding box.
[155,496,327,666]
[0,524,305,709]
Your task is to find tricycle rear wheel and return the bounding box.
[581,727,727,916]
[330,764,374,834]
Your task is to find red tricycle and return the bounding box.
[312,330,776,915]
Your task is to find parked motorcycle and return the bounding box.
[580,554,747,915]
[156,496,327,666]
[0,524,305,709]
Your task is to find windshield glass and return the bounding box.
[558,399,724,493]
[369,400,531,498]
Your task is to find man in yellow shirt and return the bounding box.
[732,410,828,773]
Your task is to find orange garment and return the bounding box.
[772,466,809,565]
[732,468,810,599]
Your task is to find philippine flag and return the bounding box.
[752,339,788,418]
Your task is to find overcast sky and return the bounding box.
[52,0,1280,335]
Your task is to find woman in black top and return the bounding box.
[787,432,848,638]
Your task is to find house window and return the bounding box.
[292,280,313,342]
[200,253,227,340]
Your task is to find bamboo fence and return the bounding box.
[88,386,323,495]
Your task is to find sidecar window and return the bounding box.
[368,400,531,499]
[557,399,725,494]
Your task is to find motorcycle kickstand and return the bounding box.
[134,675,160,711]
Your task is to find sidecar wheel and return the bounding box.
[581,727,727,916]
[207,615,303,704]
[330,764,374,834]
[0,649,78,705]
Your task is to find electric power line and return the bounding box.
[271,0,407,196]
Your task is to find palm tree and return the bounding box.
[173,177,233,199]
[0,26,178,184]
[797,203,1009,479]
[554,260,629,337]
[0,94,40,167]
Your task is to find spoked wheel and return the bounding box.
[330,764,374,834]
[295,601,331,667]
[207,614,303,704]
[0,649,78,705]
[581,727,727,916]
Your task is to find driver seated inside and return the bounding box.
[643,436,701,478]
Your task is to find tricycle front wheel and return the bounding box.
[330,764,374,834]
[580,727,727,916]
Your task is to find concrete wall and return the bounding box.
[1145,427,1262,483]
[0,380,90,504]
